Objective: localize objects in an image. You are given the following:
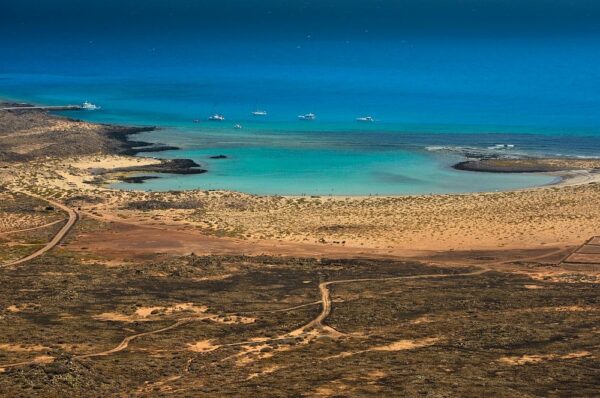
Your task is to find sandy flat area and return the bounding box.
[2,153,599,258]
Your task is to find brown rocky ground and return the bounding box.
[0,105,154,162]
[0,225,598,397]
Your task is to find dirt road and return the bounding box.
[1,192,78,267]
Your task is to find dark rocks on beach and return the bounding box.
[117,175,161,184]
[453,160,547,173]
[121,145,180,156]
[113,159,207,176]
[453,161,523,173]
[209,155,228,159]
[104,126,174,156]
[0,103,207,180]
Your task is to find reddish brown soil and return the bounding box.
[67,216,577,269]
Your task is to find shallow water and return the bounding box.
[110,128,556,195]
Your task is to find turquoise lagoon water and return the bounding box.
[109,127,556,195]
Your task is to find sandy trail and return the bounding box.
[240,301,323,314]
[0,355,55,372]
[300,247,571,334]
[301,268,490,334]
[1,192,78,267]
[0,219,65,236]
[74,319,191,360]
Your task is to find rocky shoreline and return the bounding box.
[0,102,204,177]
[453,158,600,173]
[109,159,207,184]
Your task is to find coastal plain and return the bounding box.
[0,107,599,397]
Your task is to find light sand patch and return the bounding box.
[186,340,220,353]
[93,312,141,323]
[368,370,387,380]
[326,337,440,360]
[192,274,233,282]
[372,337,440,352]
[69,155,161,171]
[552,305,593,312]
[245,365,281,380]
[5,303,39,313]
[524,284,545,289]
[32,355,55,364]
[94,303,209,323]
[499,351,592,365]
[234,344,276,367]
[93,303,252,325]
[410,316,433,325]
[166,303,209,314]
[147,271,168,277]
[135,306,164,318]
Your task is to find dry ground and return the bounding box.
[0,193,598,397]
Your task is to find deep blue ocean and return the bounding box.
[2,1,599,195]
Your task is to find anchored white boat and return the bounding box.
[252,110,267,116]
[489,144,515,150]
[298,113,316,120]
[234,124,243,129]
[82,101,100,110]
[208,114,225,121]
[356,116,374,122]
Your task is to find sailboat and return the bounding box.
[356,116,374,122]
[208,114,225,121]
[298,113,316,120]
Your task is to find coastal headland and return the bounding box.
[0,104,598,396]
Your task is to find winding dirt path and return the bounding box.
[0,355,55,372]
[300,247,570,333]
[74,319,191,360]
[0,219,65,236]
[1,192,78,267]
[305,268,489,333]
[240,301,322,314]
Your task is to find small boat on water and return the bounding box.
[298,113,316,120]
[82,101,100,110]
[489,144,515,150]
[356,116,374,122]
[252,110,267,116]
[234,124,243,129]
[208,114,225,121]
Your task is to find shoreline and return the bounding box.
[3,99,600,197]
[2,104,600,256]
[0,101,205,177]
